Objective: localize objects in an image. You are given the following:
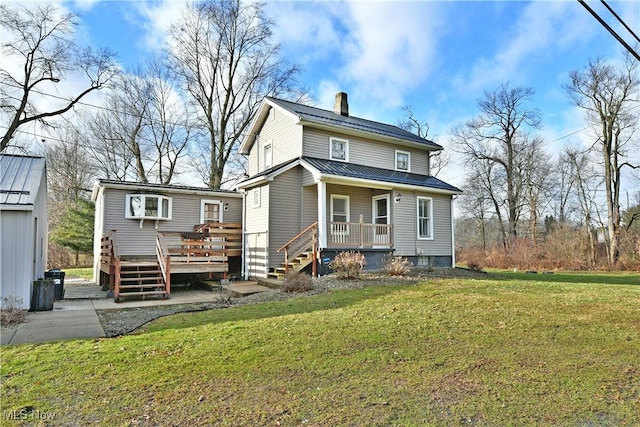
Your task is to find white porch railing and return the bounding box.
[328,218,393,248]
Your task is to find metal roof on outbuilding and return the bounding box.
[0,154,46,208]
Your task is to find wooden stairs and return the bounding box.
[268,252,315,280]
[115,261,168,303]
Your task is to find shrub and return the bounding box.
[282,271,313,293]
[384,255,411,276]
[0,296,26,327]
[329,251,366,279]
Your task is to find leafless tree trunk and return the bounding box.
[167,0,301,189]
[564,146,603,267]
[451,83,543,249]
[0,3,117,152]
[565,54,640,267]
[397,105,450,177]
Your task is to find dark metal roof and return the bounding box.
[0,154,46,206]
[96,179,240,195]
[302,157,462,193]
[266,97,442,150]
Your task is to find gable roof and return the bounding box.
[239,96,442,154]
[236,156,462,195]
[0,154,46,209]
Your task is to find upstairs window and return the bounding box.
[264,143,272,169]
[125,194,172,220]
[330,137,349,161]
[395,150,410,172]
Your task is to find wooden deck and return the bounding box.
[100,223,242,301]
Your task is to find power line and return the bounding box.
[578,0,640,62]
[600,0,640,45]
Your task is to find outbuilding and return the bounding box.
[0,154,48,309]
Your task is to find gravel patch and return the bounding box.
[96,268,485,337]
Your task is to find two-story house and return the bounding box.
[237,92,462,279]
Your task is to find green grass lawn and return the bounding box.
[61,267,93,280]
[2,275,639,426]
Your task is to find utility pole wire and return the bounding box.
[578,0,640,62]
[600,0,640,45]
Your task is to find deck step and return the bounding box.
[120,277,162,282]
[119,284,164,289]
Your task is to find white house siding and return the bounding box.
[248,107,302,176]
[100,187,242,257]
[268,168,302,267]
[393,192,452,256]
[245,184,270,278]
[303,128,431,175]
[33,171,48,279]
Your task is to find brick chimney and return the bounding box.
[334,92,349,117]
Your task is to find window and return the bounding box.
[253,187,261,208]
[395,150,410,171]
[417,196,433,239]
[264,143,272,169]
[201,200,223,224]
[331,194,350,236]
[125,194,172,220]
[330,137,348,161]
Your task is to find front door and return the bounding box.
[372,195,390,246]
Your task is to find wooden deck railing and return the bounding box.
[329,217,393,248]
[157,222,242,278]
[100,230,121,297]
[278,222,318,277]
[156,233,171,295]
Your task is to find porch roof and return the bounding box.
[302,157,462,193]
[236,157,462,195]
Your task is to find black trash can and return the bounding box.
[45,269,65,300]
[31,279,55,311]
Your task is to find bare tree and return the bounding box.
[397,105,449,177]
[167,0,301,189]
[565,54,640,266]
[563,146,603,266]
[0,2,117,152]
[82,58,194,184]
[451,83,543,248]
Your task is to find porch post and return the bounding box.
[317,180,327,248]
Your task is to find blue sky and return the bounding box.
[20,1,640,187]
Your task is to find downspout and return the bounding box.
[451,195,458,268]
[241,189,248,280]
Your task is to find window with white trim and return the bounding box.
[331,194,350,236]
[264,143,272,169]
[395,150,410,171]
[330,137,348,161]
[201,200,223,224]
[125,194,172,220]
[253,187,261,208]
[417,196,433,239]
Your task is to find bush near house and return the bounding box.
[329,251,366,279]
[383,255,412,276]
[282,271,313,293]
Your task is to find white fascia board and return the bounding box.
[239,98,303,154]
[236,159,302,190]
[0,204,34,211]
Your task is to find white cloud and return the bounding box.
[457,1,596,94]
[339,2,443,108]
